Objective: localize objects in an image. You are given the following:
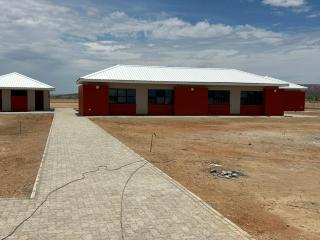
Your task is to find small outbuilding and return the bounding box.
[0,72,55,112]
[77,65,307,116]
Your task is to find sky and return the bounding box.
[0,0,320,93]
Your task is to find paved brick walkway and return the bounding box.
[0,108,252,240]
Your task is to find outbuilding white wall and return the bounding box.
[43,90,50,111]
[1,89,11,111]
[28,90,35,111]
[1,89,51,112]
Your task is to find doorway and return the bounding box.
[35,91,44,111]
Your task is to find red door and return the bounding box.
[11,90,28,112]
[79,84,109,116]
[174,86,208,115]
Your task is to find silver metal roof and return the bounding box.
[264,76,307,91]
[78,65,290,87]
[0,72,55,90]
[280,82,307,90]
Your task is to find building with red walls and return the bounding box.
[0,72,54,112]
[77,65,307,116]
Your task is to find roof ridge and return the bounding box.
[264,76,287,83]
[14,72,48,85]
[0,72,19,79]
[231,69,273,80]
[80,65,121,79]
[116,64,230,70]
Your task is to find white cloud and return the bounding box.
[262,0,306,7]
[98,13,282,42]
[148,18,233,39]
[307,12,320,18]
[83,41,130,54]
[235,25,283,44]
[0,0,318,93]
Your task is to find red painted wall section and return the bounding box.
[240,105,264,115]
[208,104,230,115]
[0,90,2,111]
[174,86,208,115]
[148,104,174,115]
[109,104,136,115]
[264,88,284,116]
[79,84,109,116]
[79,85,84,115]
[11,96,28,112]
[283,90,305,111]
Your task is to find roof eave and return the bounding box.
[0,87,55,91]
[280,87,308,91]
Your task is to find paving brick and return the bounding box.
[0,108,253,240]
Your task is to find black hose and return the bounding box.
[1,160,146,240]
[120,162,147,240]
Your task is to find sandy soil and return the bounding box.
[92,113,320,240]
[305,101,320,109]
[50,99,78,109]
[287,104,320,117]
[0,114,53,198]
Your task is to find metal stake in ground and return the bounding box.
[19,120,22,135]
[149,132,156,152]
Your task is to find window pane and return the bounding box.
[117,96,126,103]
[109,96,117,103]
[148,90,156,104]
[242,91,248,99]
[127,97,136,104]
[241,91,263,105]
[127,89,136,97]
[241,92,247,105]
[148,89,156,97]
[165,90,172,97]
[157,90,165,97]
[118,89,126,96]
[149,97,155,104]
[208,90,229,104]
[255,92,263,105]
[149,97,156,104]
[165,90,173,104]
[156,96,165,104]
[109,88,117,97]
[165,96,173,104]
[148,89,173,105]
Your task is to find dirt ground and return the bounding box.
[50,98,78,110]
[92,111,320,240]
[305,101,320,109]
[0,114,53,198]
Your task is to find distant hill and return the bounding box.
[51,93,78,99]
[303,84,320,101]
